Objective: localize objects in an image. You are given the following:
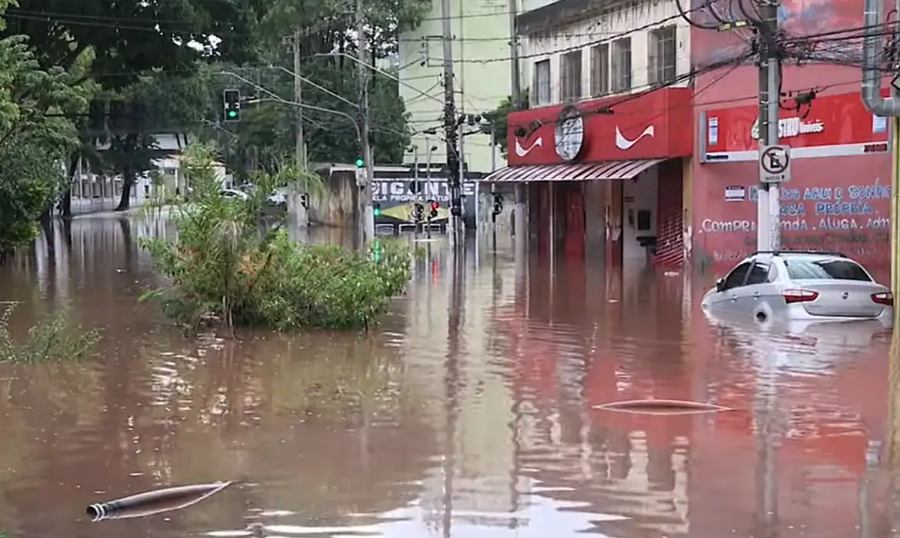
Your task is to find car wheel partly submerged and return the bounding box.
[753,302,774,327]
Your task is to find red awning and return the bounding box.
[482,159,665,182]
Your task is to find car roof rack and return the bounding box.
[750,250,847,258]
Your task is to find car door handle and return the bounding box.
[730,294,738,301]
[753,292,760,299]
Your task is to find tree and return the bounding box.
[3,0,262,82]
[0,18,83,254]
[199,60,411,178]
[483,90,530,158]
[104,69,215,210]
[2,0,265,211]
[188,0,426,177]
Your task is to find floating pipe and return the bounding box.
[87,481,232,522]
[592,399,733,415]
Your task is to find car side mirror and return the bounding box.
[716,278,725,292]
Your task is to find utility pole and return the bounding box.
[459,121,466,226]
[757,0,781,251]
[508,0,520,106]
[291,28,309,230]
[357,0,375,246]
[508,0,527,256]
[293,28,306,167]
[441,0,461,245]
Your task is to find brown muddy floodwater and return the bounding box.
[0,214,899,538]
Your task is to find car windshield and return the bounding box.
[783,258,872,282]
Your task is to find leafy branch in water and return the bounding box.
[140,144,412,333]
[0,304,100,363]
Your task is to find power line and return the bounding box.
[507,50,754,132]
[439,4,704,65]
[4,7,195,26]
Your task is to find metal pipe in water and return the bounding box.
[87,481,232,521]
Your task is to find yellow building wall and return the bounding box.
[398,0,514,175]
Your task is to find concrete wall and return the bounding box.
[398,0,512,176]
[309,170,357,228]
[520,0,691,107]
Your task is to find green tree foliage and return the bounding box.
[3,0,261,82]
[102,69,216,210]
[198,0,428,176]
[261,0,430,55]
[2,0,264,212]
[202,61,412,177]
[483,90,529,158]
[0,27,84,254]
[141,145,411,332]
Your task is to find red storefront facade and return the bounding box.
[486,87,694,268]
[693,90,892,274]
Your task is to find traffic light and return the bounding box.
[428,200,439,219]
[492,193,504,219]
[412,203,425,222]
[373,202,382,217]
[355,157,365,169]
[223,89,241,122]
[450,201,462,217]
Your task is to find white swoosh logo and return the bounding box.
[515,137,543,157]
[615,125,655,150]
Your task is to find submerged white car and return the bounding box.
[219,188,250,201]
[702,251,893,325]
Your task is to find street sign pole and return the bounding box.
[757,0,781,251]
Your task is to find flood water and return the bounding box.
[0,214,899,537]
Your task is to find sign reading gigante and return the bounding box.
[371,179,477,223]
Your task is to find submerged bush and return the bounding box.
[0,304,100,364]
[141,145,412,332]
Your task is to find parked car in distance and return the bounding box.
[701,250,893,325]
[266,188,287,207]
[219,188,250,201]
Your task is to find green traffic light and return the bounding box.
[355,158,364,168]
[227,110,238,119]
[373,207,381,216]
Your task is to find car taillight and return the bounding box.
[872,291,894,306]
[783,289,819,304]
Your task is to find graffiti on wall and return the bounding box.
[701,178,891,263]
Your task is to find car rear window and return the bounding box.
[784,259,872,281]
